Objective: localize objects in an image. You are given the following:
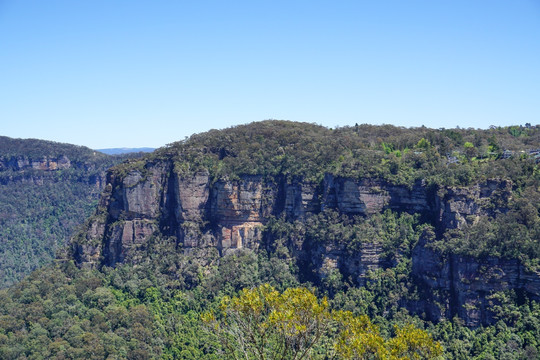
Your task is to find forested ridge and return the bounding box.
[151,121,539,185]
[0,136,144,287]
[0,136,108,161]
[1,121,539,359]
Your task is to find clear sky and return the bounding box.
[1,1,539,149]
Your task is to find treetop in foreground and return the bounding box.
[203,284,443,360]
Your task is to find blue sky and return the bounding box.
[1,1,539,149]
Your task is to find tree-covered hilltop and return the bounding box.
[0,136,143,288]
[147,120,539,185]
[0,136,108,162]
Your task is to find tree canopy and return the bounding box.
[203,284,443,360]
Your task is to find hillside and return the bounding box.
[0,136,141,287]
[1,121,539,359]
[72,121,540,324]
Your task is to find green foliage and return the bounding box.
[0,136,108,161]
[0,263,161,359]
[415,138,431,149]
[266,209,421,265]
[203,284,330,359]
[147,121,540,187]
[0,240,538,358]
[430,195,540,269]
[203,284,442,360]
[0,136,138,287]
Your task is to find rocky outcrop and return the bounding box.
[0,155,72,171]
[211,177,278,253]
[411,232,540,327]
[74,163,170,267]
[103,220,158,266]
[319,175,513,231]
[321,175,432,215]
[311,241,386,287]
[0,155,107,188]
[284,180,319,219]
[75,168,442,267]
[74,166,514,265]
[174,171,210,223]
[436,179,512,229]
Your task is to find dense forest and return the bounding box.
[152,121,539,185]
[1,236,539,359]
[0,136,143,287]
[0,121,539,359]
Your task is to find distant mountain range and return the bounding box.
[96,147,156,155]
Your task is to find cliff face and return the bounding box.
[71,161,540,327]
[0,155,72,171]
[0,155,106,187]
[411,233,540,327]
[74,169,431,266]
[436,179,512,230]
[322,175,432,215]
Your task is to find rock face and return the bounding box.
[284,181,319,219]
[210,176,277,252]
[72,162,540,327]
[322,175,433,215]
[73,163,170,267]
[306,241,386,287]
[411,233,540,327]
[0,155,105,187]
[0,155,72,172]
[437,179,512,230]
[75,169,435,266]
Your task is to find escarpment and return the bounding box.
[74,168,436,267]
[0,155,72,171]
[0,154,107,187]
[411,232,540,327]
[69,121,540,327]
[71,158,540,328]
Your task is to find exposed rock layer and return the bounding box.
[0,155,72,171]
[411,233,540,327]
[0,155,106,187]
[72,163,539,327]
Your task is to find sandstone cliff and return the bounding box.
[71,154,540,327]
[0,154,106,187]
[411,230,540,327]
[0,155,72,171]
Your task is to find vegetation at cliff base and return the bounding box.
[1,248,539,359]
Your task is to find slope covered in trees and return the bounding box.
[1,245,539,359]
[0,136,143,287]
